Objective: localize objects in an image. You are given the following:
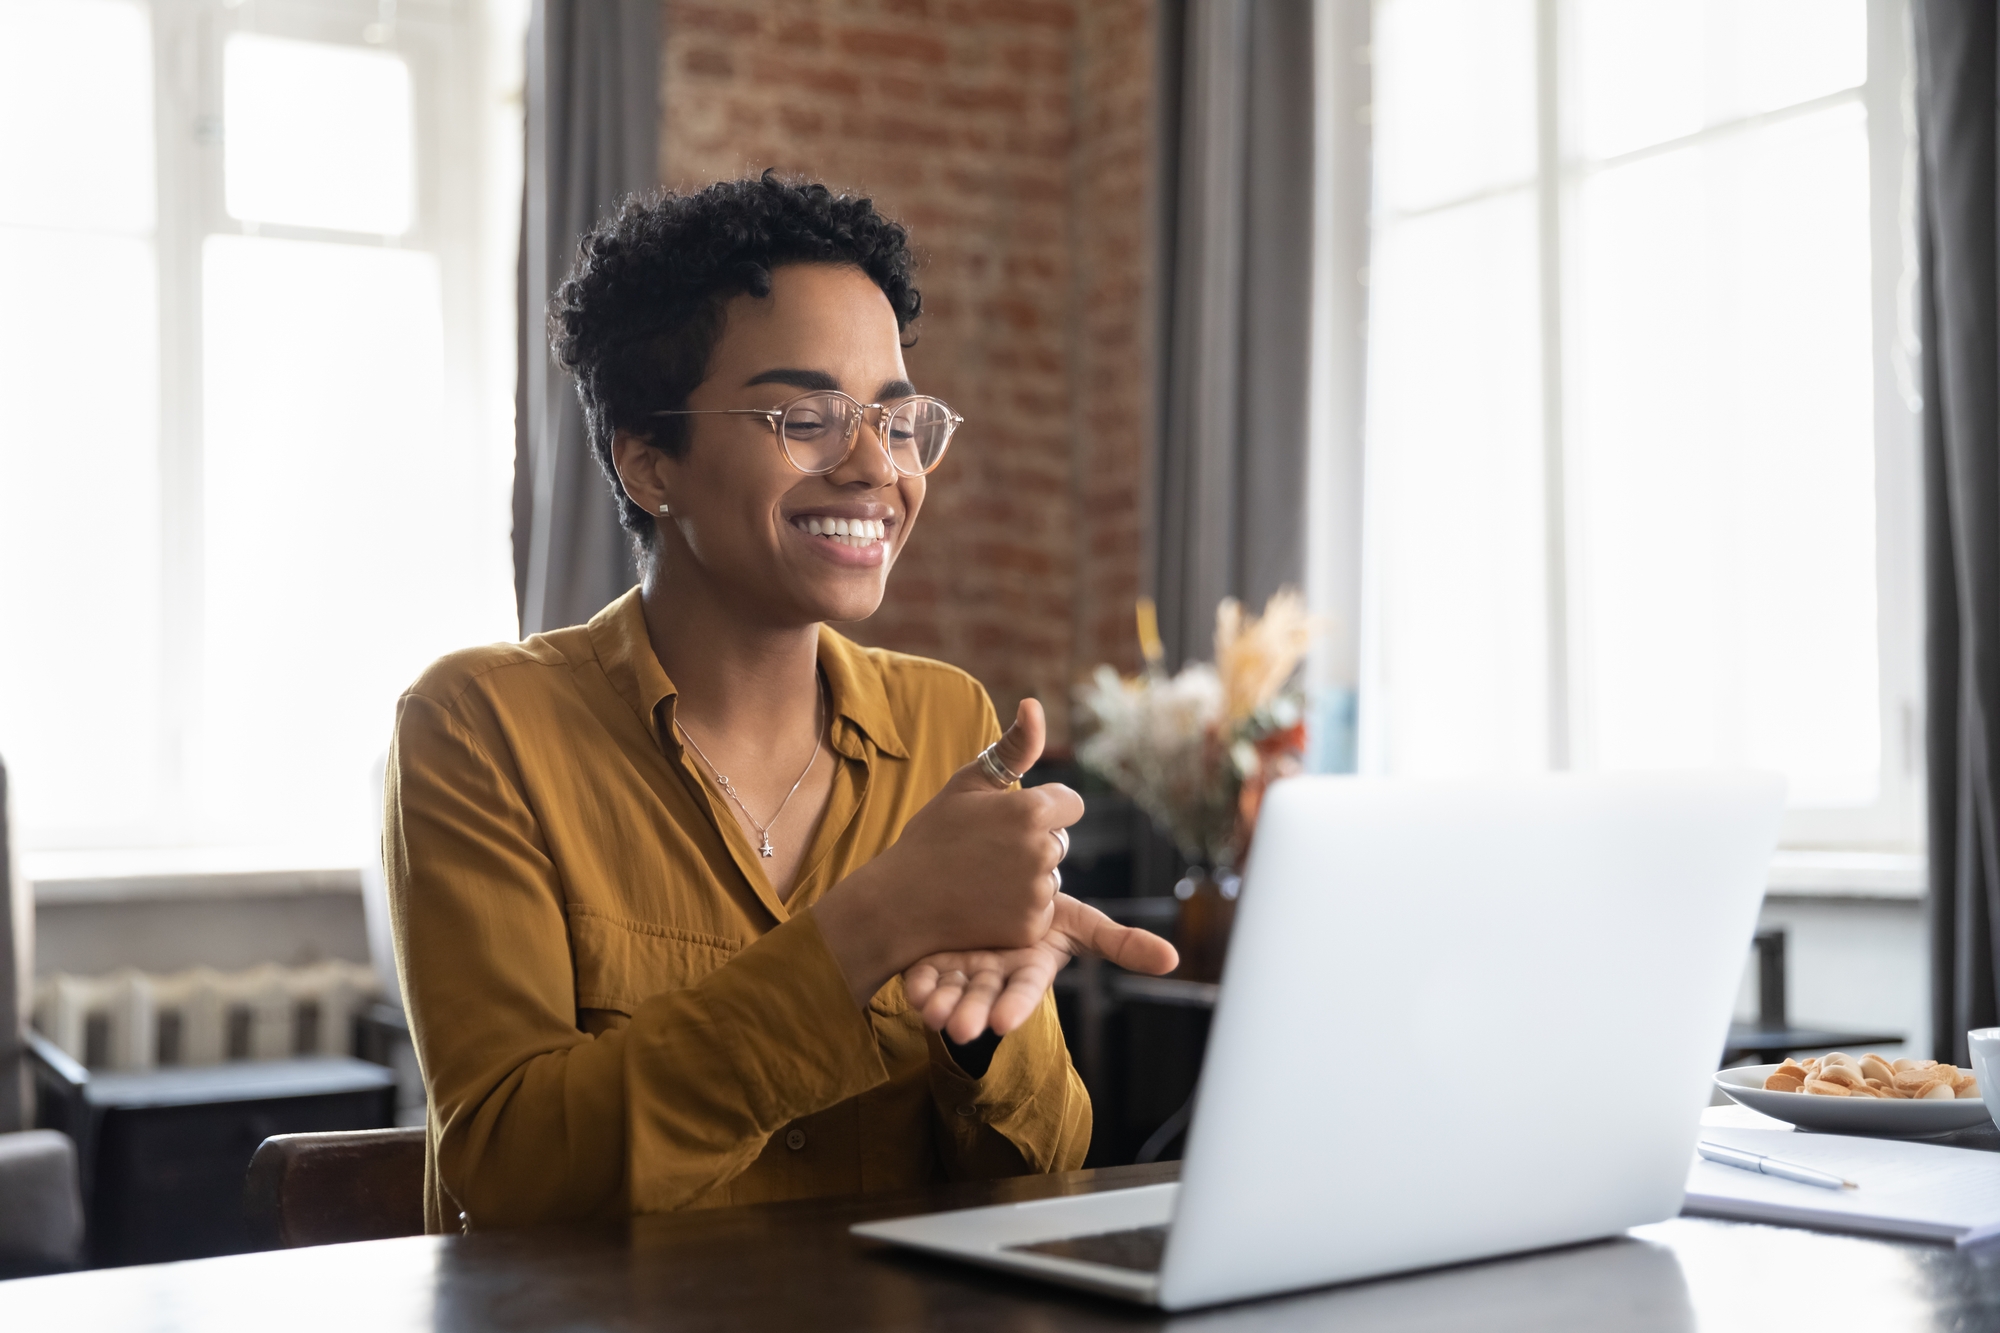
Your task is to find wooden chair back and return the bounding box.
[244,1127,426,1248]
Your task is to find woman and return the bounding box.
[386,175,1177,1231]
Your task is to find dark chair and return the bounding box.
[0,755,87,1277]
[0,1129,85,1278]
[243,1127,427,1248]
[1,753,26,1132]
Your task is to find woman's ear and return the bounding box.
[611,429,673,517]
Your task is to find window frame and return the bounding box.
[1352,0,1923,854]
[141,0,483,852]
[6,0,522,883]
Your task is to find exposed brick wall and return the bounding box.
[1069,0,1153,684]
[660,0,1156,745]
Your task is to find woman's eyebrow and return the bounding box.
[744,367,841,391]
[742,368,920,401]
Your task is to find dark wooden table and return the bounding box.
[6,1151,2000,1331]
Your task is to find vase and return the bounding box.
[1172,868,1240,983]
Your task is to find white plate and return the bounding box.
[1714,1063,1995,1136]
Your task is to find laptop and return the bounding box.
[853,772,1785,1310]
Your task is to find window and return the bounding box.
[0,0,525,873]
[1357,0,1920,851]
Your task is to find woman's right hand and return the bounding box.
[813,699,1081,1005]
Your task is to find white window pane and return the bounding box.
[0,0,154,232]
[1373,0,1536,215]
[1575,0,1866,162]
[1363,195,1547,776]
[1724,0,1867,124]
[0,228,161,847]
[1573,105,1878,805]
[224,34,414,234]
[198,236,513,854]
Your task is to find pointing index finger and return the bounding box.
[1056,896,1181,976]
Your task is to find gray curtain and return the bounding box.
[1916,0,2000,1065]
[515,0,661,636]
[1152,0,1316,667]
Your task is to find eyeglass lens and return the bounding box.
[778,394,954,476]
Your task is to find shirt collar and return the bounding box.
[816,626,909,761]
[585,589,908,762]
[587,588,676,734]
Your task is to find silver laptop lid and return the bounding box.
[1160,772,1783,1310]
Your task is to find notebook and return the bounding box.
[1683,1126,2000,1246]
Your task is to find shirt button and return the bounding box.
[786,1128,807,1150]
[956,1104,977,1118]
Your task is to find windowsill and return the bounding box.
[26,847,364,906]
[1765,849,1925,901]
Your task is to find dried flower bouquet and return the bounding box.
[1074,589,1316,872]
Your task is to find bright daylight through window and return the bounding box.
[1359,0,1920,852]
[0,0,521,874]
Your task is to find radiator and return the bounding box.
[32,961,380,1072]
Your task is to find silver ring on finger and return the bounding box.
[976,743,1024,789]
[1050,865,1062,892]
[939,970,968,988]
[1051,826,1070,859]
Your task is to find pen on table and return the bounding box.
[1698,1140,1857,1190]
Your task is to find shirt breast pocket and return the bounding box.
[567,906,741,1017]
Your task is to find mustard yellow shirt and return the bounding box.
[385,590,1090,1231]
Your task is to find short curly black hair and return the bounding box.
[549,172,923,544]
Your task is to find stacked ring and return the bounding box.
[975,743,1023,789]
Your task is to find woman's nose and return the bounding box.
[828,411,897,487]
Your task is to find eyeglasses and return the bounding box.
[648,390,964,477]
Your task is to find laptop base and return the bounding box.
[852,1182,1177,1304]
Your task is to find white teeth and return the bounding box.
[795,516,887,544]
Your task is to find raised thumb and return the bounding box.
[950,697,1046,791]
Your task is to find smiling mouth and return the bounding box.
[792,516,888,549]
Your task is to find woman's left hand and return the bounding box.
[902,894,1179,1043]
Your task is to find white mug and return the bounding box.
[1968,1028,2000,1131]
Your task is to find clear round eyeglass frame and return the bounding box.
[647,390,964,477]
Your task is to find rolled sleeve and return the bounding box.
[928,991,1091,1180]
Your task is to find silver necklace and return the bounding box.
[674,678,826,859]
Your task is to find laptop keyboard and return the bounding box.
[1008,1224,1170,1273]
